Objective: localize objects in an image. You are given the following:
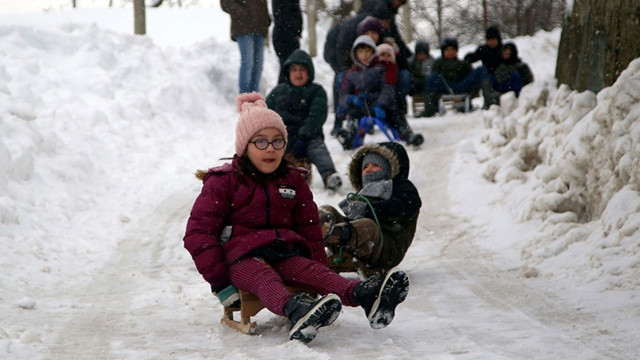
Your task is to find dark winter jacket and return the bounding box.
[272,0,302,64]
[347,142,421,269]
[432,56,473,83]
[409,41,434,93]
[463,27,503,74]
[339,36,396,110]
[495,42,534,86]
[357,0,412,70]
[324,13,369,73]
[220,0,271,41]
[183,156,326,289]
[266,50,328,145]
[272,0,301,38]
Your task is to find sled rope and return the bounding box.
[346,192,383,241]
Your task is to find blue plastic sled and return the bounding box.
[352,116,400,149]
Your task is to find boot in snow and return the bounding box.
[284,293,342,343]
[353,268,409,329]
[405,132,424,146]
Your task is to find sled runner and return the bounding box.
[336,116,400,150]
[438,94,471,115]
[221,287,316,334]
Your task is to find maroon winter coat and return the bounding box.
[183,156,327,289]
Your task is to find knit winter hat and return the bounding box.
[440,37,458,52]
[414,41,430,55]
[234,92,288,157]
[486,25,501,40]
[357,16,383,36]
[376,43,396,63]
[362,152,391,178]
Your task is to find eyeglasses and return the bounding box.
[249,138,287,150]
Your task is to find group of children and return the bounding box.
[181,20,535,345]
[184,93,420,344]
[408,26,534,117]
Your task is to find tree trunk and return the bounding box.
[134,0,146,35]
[400,1,412,43]
[307,0,318,57]
[555,0,640,93]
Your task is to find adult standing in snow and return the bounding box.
[272,0,302,66]
[220,0,271,93]
[184,93,410,343]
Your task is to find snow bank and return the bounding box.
[0,22,241,295]
[475,58,640,290]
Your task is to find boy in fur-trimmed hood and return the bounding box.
[319,142,421,276]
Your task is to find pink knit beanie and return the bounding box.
[234,92,288,156]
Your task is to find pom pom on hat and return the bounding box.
[234,92,288,156]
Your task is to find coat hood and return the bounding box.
[282,49,315,84]
[502,42,521,64]
[351,35,378,67]
[347,142,410,191]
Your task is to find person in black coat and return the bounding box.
[320,142,421,277]
[464,25,504,75]
[272,0,302,66]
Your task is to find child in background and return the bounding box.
[183,93,409,344]
[409,41,434,96]
[421,37,497,117]
[493,42,534,97]
[338,35,423,148]
[376,43,399,86]
[320,141,422,277]
[266,49,342,190]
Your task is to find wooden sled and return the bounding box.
[438,94,471,115]
[221,286,315,334]
[411,93,425,115]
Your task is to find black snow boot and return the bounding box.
[399,126,425,147]
[353,268,409,329]
[405,132,424,146]
[420,91,439,117]
[283,293,342,343]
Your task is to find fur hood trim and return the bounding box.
[347,143,401,191]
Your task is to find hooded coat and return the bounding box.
[266,50,328,146]
[339,36,396,110]
[183,156,326,289]
[495,42,534,86]
[220,0,271,41]
[347,142,421,269]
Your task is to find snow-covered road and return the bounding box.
[24,114,632,360]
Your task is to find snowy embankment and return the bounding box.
[460,58,640,293]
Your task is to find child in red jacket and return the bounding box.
[183,93,409,343]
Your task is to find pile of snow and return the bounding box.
[465,59,640,291]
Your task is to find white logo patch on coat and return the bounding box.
[278,185,296,199]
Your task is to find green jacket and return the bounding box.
[266,50,327,142]
[432,57,473,83]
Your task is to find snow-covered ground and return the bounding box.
[1,6,639,360]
